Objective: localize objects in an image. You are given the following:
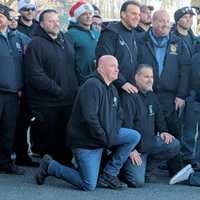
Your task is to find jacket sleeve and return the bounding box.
[191,52,200,100]
[154,95,168,133]
[176,40,191,99]
[96,30,128,87]
[121,93,137,128]
[79,82,107,145]
[25,42,64,97]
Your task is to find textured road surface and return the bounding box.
[0,166,200,200]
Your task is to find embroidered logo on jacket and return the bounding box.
[112,97,118,107]
[148,105,155,116]
[119,39,125,46]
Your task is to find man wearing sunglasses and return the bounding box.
[14,0,39,168]
[9,10,19,31]
[17,0,38,37]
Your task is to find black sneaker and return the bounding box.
[98,172,127,189]
[0,163,24,175]
[145,173,157,183]
[35,154,53,185]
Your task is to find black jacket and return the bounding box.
[172,28,198,57]
[96,22,138,88]
[191,47,200,102]
[137,30,190,101]
[67,72,123,149]
[25,25,78,107]
[121,91,167,153]
[135,25,146,33]
[18,18,38,38]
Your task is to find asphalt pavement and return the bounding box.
[0,166,200,200]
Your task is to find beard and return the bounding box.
[178,23,191,31]
[21,15,33,22]
[46,29,60,38]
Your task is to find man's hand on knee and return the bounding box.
[130,150,142,166]
[160,132,175,144]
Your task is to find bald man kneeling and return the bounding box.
[35,55,141,191]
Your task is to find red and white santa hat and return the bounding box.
[69,0,94,19]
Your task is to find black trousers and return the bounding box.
[165,111,183,175]
[157,91,183,175]
[29,105,73,164]
[0,92,19,165]
[14,94,30,160]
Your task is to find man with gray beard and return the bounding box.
[137,10,190,176]
[120,64,180,187]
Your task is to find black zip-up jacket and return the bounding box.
[25,25,78,107]
[121,91,167,153]
[137,30,190,100]
[172,28,198,57]
[96,22,138,88]
[67,72,123,149]
[18,18,38,38]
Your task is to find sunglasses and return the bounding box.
[10,16,19,21]
[20,7,36,12]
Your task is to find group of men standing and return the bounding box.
[0,0,200,191]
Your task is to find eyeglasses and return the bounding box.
[10,16,19,21]
[20,7,36,12]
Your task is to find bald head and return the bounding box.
[97,55,119,85]
[152,9,170,37]
[98,55,118,67]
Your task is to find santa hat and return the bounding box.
[69,1,94,19]
[18,0,37,11]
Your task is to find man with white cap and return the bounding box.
[67,0,100,85]
[14,0,39,168]
[18,0,38,37]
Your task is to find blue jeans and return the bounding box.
[47,128,140,191]
[120,136,180,187]
[182,100,200,162]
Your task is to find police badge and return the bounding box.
[169,44,178,55]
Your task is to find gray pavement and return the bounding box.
[0,167,200,200]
